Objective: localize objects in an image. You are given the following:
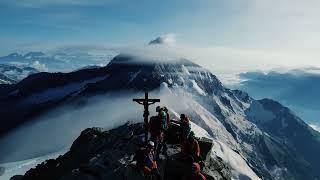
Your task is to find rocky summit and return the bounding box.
[10,122,232,180]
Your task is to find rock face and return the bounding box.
[14,123,232,180]
[246,99,320,180]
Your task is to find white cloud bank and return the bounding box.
[0,92,144,163]
[310,124,320,132]
[32,61,48,72]
[118,40,320,86]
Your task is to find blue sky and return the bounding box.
[0,1,211,49]
[1,0,320,81]
[2,0,316,51]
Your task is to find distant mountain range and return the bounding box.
[0,51,117,75]
[0,64,39,84]
[238,70,320,129]
[1,54,320,179]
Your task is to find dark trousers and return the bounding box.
[156,130,169,158]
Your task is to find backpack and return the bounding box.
[159,110,168,130]
[149,116,162,137]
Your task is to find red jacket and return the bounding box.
[182,139,200,158]
[192,163,206,180]
[166,112,171,127]
[143,160,157,174]
[149,116,161,137]
[135,147,158,174]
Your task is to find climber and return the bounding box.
[134,141,162,180]
[149,114,162,157]
[191,162,206,180]
[180,113,191,142]
[181,131,201,162]
[161,106,170,156]
[157,107,169,131]
[162,106,171,128]
[153,106,169,158]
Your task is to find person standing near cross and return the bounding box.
[133,92,160,142]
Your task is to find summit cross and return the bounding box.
[133,92,160,142]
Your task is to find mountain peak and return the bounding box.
[7,53,22,58]
[23,52,45,59]
[109,53,200,67]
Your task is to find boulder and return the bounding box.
[10,175,23,180]
[198,137,214,161]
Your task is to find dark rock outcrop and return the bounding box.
[10,175,23,180]
[14,122,232,180]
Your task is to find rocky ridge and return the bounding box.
[10,122,232,180]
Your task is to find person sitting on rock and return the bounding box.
[134,141,161,179]
[191,162,206,180]
[180,114,191,142]
[181,132,201,162]
[143,141,162,180]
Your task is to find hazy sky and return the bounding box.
[1,0,320,82]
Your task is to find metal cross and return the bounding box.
[133,92,160,142]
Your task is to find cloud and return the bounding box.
[310,124,320,132]
[149,34,177,46]
[50,44,118,55]
[0,91,144,163]
[236,68,320,123]
[93,37,320,87]
[1,0,109,8]
[32,61,48,72]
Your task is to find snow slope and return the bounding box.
[0,149,66,180]
[190,118,260,180]
[20,76,108,105]
[212,140,260,180]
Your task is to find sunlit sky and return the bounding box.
[1,0,320,83]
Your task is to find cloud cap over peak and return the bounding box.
[148,34,177,46]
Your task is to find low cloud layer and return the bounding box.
[32,61,48,72]
[237,68,320,124]
[0,91,145,163]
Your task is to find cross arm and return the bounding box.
[133,99,160,103]
[148,99,160,102]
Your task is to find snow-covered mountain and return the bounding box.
[0,51,116,73]
[0,54,320,180]
[237,70,320,130]
[0,64,39,84]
